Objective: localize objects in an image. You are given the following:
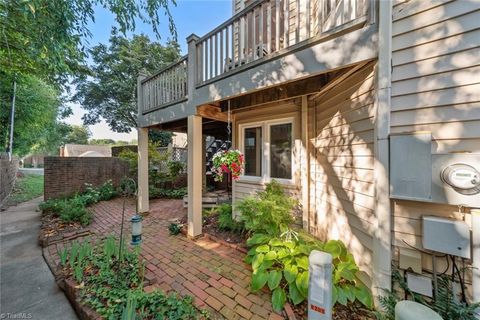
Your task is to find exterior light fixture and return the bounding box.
[131,214,143,245]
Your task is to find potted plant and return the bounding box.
[211,149,244,182]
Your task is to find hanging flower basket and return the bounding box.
[212,149,244,182]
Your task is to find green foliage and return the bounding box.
[96,180,119,201]
[5,174,43,205]
[74,31,181,132]
[149,130,173,147]
[167,160,185,178]
[121,293,138,320]
[150,187,187,199]
[236,180,296,236]
[40,180,118,225]
[238,181,371,311]
[63,125,91,145]
[216,204,244,233]
[118,141,166,176]
[168,223,182,235]
[58,246,69,266]
[1,0,176,84]
[58,236,205,319]
[246,235,372,312]
[0,73,71,156]
[375,269,480,320]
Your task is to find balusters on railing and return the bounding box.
[194,0,370,86]
[140,57,188,113]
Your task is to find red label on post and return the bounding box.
[310,304,325,314]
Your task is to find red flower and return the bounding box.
[221,164,230,173]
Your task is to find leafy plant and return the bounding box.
[121,294,138,320]
[237,180,296,236]
[97,180,118,201]
[169,223,182,235]
[245,234,372,312]
[167,160,185,178]
[40,181,119,226]
[150,187,187,199]
[69,241,79,269]
[58,246,69,266]
[216,204,244,233]
[60,235,207,319]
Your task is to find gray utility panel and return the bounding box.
[390,132,480,207]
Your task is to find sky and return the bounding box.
[65,0,232,141]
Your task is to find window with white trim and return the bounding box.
[239,118,294,181]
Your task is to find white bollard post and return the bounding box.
[308,250,333,320]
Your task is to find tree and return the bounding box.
[64,125,91,145]
[74,31,181,133]
[0,72,69,157]
[0,0,176,84]
[89,139,116,145]
[149,129,172,147]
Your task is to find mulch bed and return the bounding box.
[38,214,90,247]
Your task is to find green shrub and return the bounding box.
[216,204,244,233]
[245,233,372,312]
[150,187,187,199]
[236,180,296,236]
[168,223,182,235]
[238,181,371,312]
[167,160,185,178]
[40,181,118,226]
[97,180,118,201]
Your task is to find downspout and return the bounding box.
[372,0,393,305]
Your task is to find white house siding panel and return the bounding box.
[309,62,376,281]
[391,0,480,286]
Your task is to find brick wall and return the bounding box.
[44,157,129,200]
[0,158,19,205]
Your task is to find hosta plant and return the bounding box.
[245,233,373,312]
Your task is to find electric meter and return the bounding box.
[441,163,480,195]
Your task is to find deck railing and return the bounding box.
[141,56,188,113]
[139,0,371,114]
[195,0,370,85]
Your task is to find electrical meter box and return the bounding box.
[423,216,471,259]
[390,132,480,206]
[432,153,480,207]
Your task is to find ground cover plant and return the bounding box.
[57,236,207,319]
[4,174,44,206]
[40,180,118,226]
[149,186,187,199]
[237,181,373,313]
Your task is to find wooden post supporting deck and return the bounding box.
[187,115,203,238]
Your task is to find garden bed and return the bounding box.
[180,212,248,249]
[38,214,88,247]
[46,236,208,320]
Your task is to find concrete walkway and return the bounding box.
[0,197,77,320]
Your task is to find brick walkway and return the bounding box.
[44,198,285,320]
